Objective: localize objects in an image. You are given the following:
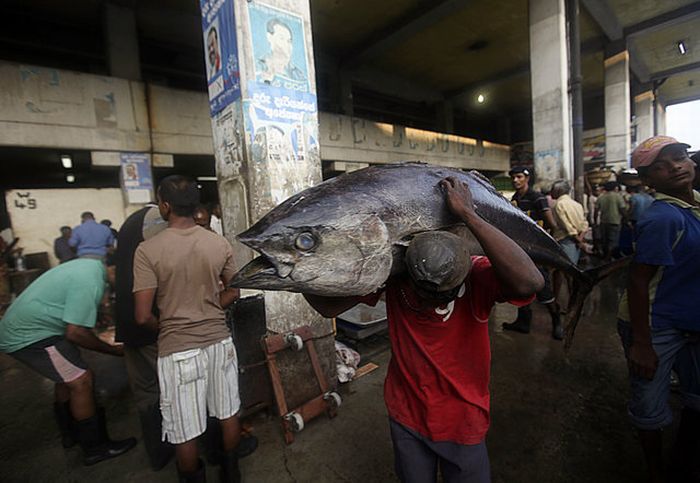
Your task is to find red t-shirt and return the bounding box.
[360,256,533,445]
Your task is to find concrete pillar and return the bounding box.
[103,3,141,80]
[529,0,571,191]
[200,0,334,392]
[633,90,654,146]
[435,100,454,134]
[656,101,667,135]
[604,51,631,171]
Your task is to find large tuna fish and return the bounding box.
[231,162,624,346]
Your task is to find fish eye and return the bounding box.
[295,232,316,251]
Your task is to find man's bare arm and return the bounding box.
[134,288,159,332]
[441,177,544,299]
[65,324,123,356]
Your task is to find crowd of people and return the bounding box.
[0,135,698,483]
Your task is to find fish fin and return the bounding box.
[468,170,494,186]
[563,257,631,349]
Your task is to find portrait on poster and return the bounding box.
[200,0,241,115]
[248,3,309,93]
[204,17,222,79]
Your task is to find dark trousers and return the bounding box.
[124,343,160,412]
[389,418,491,483]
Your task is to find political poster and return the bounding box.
[201,0,241,115]
[120,152,153,204]
[247,2,310,93]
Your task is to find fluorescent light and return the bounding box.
[477,94,485,104]
[196,176,217,181]
[678,41,687,55]
[60,155,72,169]
[66,174,75,183]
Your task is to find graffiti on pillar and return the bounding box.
[248,2,309,93]
[200,0,241,115]
[533,149,562,186]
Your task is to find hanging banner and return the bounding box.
[120,152,153,204]
[201,0,241,115]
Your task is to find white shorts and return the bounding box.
[157,337,241,444]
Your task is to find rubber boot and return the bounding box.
[178,459,206,483]
[204,416,223,465]
[237,434,259,459]
[502,306,532,334]
[53,401,76,448]
[671,408,700,482]
[551,312,564,341]
[139,404,174,471]
[76,411,137,466]
[220,449,241,483]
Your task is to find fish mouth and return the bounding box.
[230,255,298,289]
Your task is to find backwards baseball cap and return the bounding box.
[405,231,472,293]
[508,166,531,177]
[631,135,690,169]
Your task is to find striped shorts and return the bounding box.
[157,337,240,444]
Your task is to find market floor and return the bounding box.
[0,273,674,482]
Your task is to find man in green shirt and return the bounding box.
[0,258,136,466]
[595,181,627,260]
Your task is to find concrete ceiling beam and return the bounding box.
[624,3,700,39]
[580,0,623,40]
[650,61,700,82]
[342,0,468,68]
[444,36,606,101]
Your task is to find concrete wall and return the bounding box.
[0,61,509,172]
[5,188,129,266]
[319,113,510,171]
[0,61,213,156]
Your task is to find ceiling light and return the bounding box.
[196,176,217,181]
[66,174,75,183]
[60,154,72,169]
[197,184,202,189]
[477,94,485,104]
[678,41,687,55]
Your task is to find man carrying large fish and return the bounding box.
[302,176,543,482]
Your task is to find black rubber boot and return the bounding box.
[76,411,137,466]
[237,434,258,459]
[220,449,241,483]
[139,404,174,471]
[551,312,564,341]
[53,401,76,448]
[671,408,700,482]
[204,416,224,465]
[178,459,207,483]
[502,306,532,334]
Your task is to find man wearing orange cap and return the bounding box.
[617,135,700,482]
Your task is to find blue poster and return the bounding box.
[247,3,309,93]
[120,152,153,203]
[201,0,241,115]
[245,84,318,163]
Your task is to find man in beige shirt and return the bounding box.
[551,179,588,265]
[133,175,242,483]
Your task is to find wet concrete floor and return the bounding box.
[0,272,678,482]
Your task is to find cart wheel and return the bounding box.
[324,391,342,408]
[285,412,304,432]
[285,333,304,351]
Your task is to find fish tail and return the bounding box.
[563,257,631,349]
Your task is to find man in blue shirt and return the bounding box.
[69,211,115,258]
[617,136,700,483]
[627,185,654,225]
[0,259,136,466]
